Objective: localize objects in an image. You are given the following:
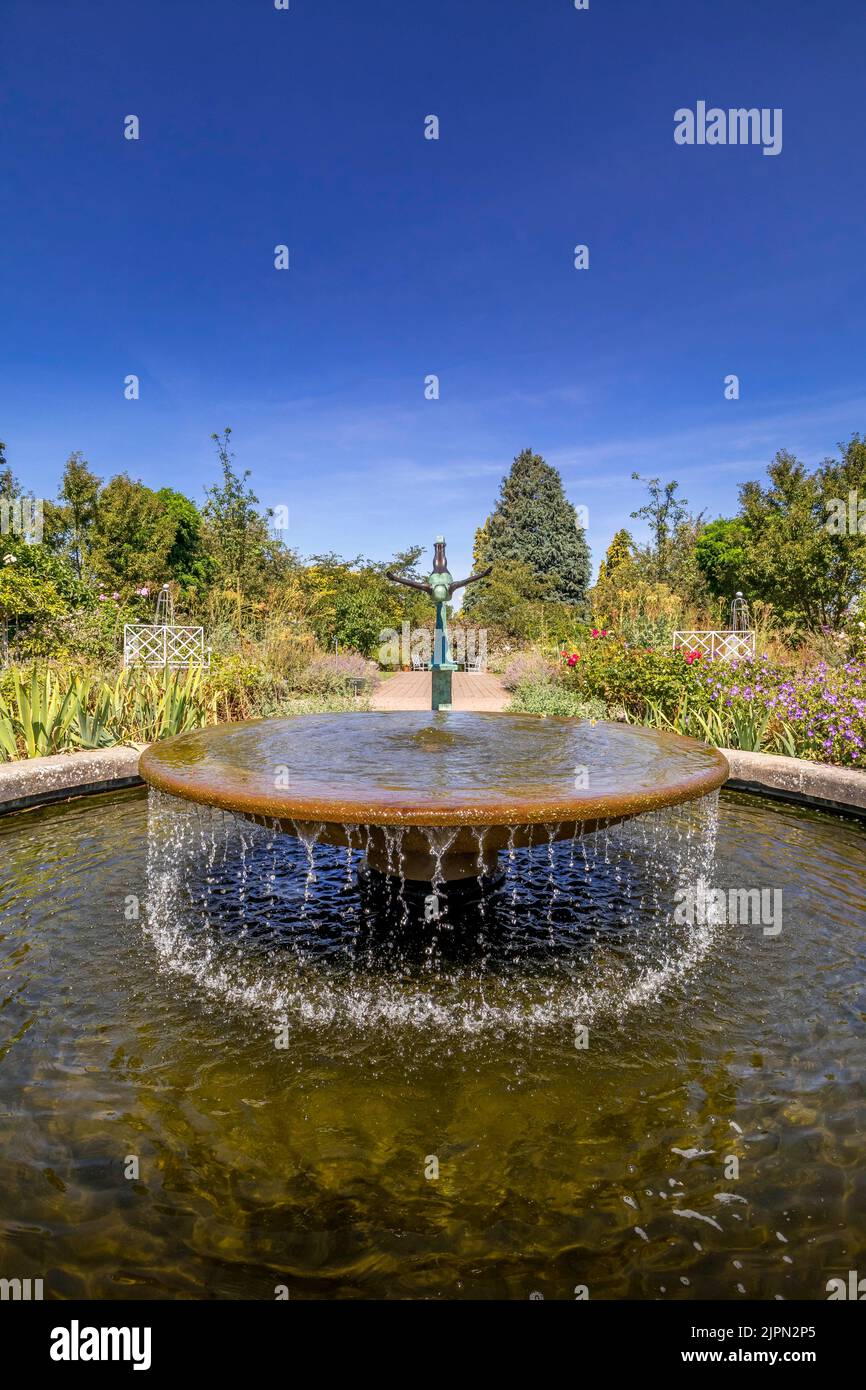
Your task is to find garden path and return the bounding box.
[371,672,509,712]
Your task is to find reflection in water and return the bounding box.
[0,787,864,1300]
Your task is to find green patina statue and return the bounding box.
[386,537,491,710]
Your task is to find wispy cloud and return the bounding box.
[549,392,866,485]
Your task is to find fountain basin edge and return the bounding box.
[138,713,730,881]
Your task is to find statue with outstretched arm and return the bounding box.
[386,537,491,603]
[386,537,491,709]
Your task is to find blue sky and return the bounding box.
[2,0,865,585]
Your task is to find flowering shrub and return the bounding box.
[297,650,379,695]
[693,657,866,766]
[561,637,694,714]
[539,636,866,766]
[502,649,558,691]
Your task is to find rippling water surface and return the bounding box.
[1,787,864,1299]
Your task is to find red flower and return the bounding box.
[566,652,581,667]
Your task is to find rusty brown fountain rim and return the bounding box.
[138,712,729,828]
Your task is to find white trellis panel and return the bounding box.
[713,630,756,661]
[673,631,715,660]
[672,630,756,661]
[124,624,210,669]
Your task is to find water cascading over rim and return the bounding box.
[138,712,730,882]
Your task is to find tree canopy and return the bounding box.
[466,448,591,611]
[2,423,865,661]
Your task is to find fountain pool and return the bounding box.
[1,713,863,1300]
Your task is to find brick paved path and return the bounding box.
[371,671,509,712]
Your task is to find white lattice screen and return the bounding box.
[123,624,210,669]
[672,630,756,661]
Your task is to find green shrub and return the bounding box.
[617,614,676,648]
[294,651,378,695]
[562,637,693,714]
[203,651,280,721]
[0,666,210,760]
[0,664,372,761]
[269,693,371,716]
[507,679,608,720]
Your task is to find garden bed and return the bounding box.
[509,640,866,768]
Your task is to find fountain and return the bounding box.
[139,711,729,888]
[137,539,729,970]
[6,552,865,1305]
[6,726,865,1300]
[140,535,726,894]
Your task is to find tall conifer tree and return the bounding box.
[467,448,590,608]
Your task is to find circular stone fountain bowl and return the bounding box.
[139,713,729,881]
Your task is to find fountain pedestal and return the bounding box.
[431,665,457,712]
[366,834,499,882]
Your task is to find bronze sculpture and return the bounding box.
[386,537,491,709]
